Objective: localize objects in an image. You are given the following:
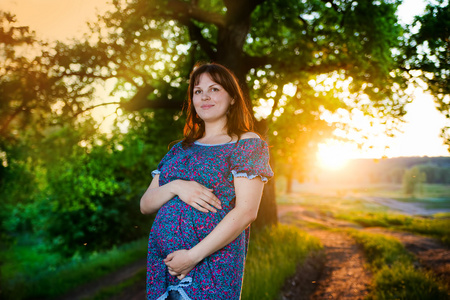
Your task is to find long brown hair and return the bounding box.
[182,62,254,148]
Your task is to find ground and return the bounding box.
[277,199,450,299]
[57,195,450,300]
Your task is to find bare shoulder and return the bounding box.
[240,132,261,140]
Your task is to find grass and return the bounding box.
[337,211,450,246]
[241,224,322,300]
[278,181,450,205]
[348,230,449,299]
[77,224,323,300]
[1,238,148,300]
[83,224,323,300]
[277,181,450,245]
[83,269,146,300]
[1,234,64,284]
[1,224,322,300]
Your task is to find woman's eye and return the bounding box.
[211,87,219,92]
[194,90,202,94]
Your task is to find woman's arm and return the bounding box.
[140,175,222,215]
[164,176,264,278]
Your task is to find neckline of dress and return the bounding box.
[193,137,261,146]
[193,140,237,146]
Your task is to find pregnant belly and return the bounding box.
[150,198,225,257]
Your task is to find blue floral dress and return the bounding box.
[146,138,273,300]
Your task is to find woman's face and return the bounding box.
[193,73,235,124]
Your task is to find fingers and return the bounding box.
[201,190,222,210]
[164,253,174,262]
[192,202,209,213]
[193,199,220,213]
[180,181,222,213]
[191,188,222,213]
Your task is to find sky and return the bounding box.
[2,0,449,161]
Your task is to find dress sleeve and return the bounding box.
[230,138,274,183]
[151,142,182,178]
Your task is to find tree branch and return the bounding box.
[122,98,184,111]
[58,71,115,81]
[120,84,184,111]
[223,0,268,22]
[243,54,271,71]
[187,21,217,60]
[0,106,25,136]
[73,101,122,117]
[167,0,226,28]
[267,83,284,122]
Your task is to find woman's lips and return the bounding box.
[201,105,214,109]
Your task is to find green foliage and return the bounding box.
[1,108,182,257]
[348,230,449,299]
[405,0,450,149]
[1,238,147,300]
[406,0,449,102]
[48,0,414,183]
[37,113,180,256]
[242,224,322,300]
[402,166,427,196]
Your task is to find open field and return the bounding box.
[277,181,450,215]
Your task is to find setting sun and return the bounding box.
[316,141,353,170]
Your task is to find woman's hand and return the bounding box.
[174,180,222,213]
[164,249,200,280]
[140,177,221,214]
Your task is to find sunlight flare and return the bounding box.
[316,141,353,170]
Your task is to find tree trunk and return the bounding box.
[212,14,279,229]
[216,18,253,116]
[253,119,278,229]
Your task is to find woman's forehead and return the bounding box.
[194,72,220,87]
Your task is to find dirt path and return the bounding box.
[57,258,146,300]
[361,196,450,216]
[279,207,372,300]
[278,203,450,299]
[280,229,372,300]
[365,227,450,289]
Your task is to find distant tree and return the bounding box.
[387,166,405,184]
[416,163,450,184]
[402,166,426,196]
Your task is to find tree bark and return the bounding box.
[253,119,278,229]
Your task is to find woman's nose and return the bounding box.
[201,91,210,100]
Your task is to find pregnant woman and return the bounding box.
[140,62,273,300]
